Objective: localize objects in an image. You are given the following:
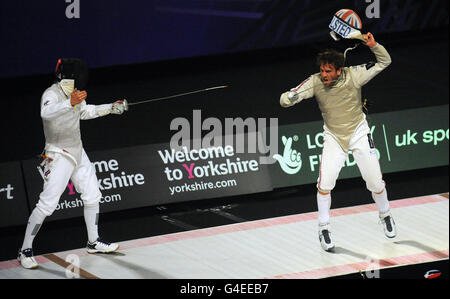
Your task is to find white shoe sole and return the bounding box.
[384,232,397,238]
[321,244,335,252]
[18,260,39,269]
[21,264,39,269]
[87,244,120,254]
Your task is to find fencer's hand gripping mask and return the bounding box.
[329,9,365,42]
[55,58,89,96]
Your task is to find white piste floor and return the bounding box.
[1,193,448,279]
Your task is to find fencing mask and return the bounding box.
[329,9,365,42]
[55,58,89,95]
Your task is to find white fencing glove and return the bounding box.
[111,100,128,115]
[287,91,298,102]
[280,91,300,108]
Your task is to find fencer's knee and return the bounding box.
[374,187,385,194]
[317,187,331,195]
[366,179,385,194]
[81,190,101,207]
[82,196,100,207]
[317,176,337,193]
[36,200,58,217]
[83,200,100,208]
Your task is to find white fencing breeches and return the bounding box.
[317,121,385,193]
[36,149,101,216]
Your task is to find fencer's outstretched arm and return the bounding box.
[79,100,127,120]
[280,76,314,107]
[78,102,112,119]
[350,33,392,88]
[40,90,125,121]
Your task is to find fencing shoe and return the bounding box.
[18,248,38,269]
[319,225,335,252]
[87,238,119,254]
[379,211,397,238]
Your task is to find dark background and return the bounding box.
[1,29,448,163]
[0,1,448,278]
[1,0,448,163]
[2,0,448,79]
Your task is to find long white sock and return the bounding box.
[372,188,390,215]
[317,192,332,226]
[21,208,46,250]
[84,204,99,243]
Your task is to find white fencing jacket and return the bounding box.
[40,83,112,166]
[280,43,391,151]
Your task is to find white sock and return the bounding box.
[84,204,100,243]
[21,208,46,250]
[317,192,332,226]
[372,188,390,215]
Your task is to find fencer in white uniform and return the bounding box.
[280,33,397,252]
[18,58,128,269]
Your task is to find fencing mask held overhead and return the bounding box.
[329,9,365,42]
[329,9,366,62]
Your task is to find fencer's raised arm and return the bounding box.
[349,42,392,88]
[280,76,314,107]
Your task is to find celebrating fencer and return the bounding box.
[18,58,128,269]
[280,10,397,252]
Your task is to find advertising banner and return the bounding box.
[13,105,450,224]
[22,134,272,221]
[270,105,449,188]
[0,161,30,228]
